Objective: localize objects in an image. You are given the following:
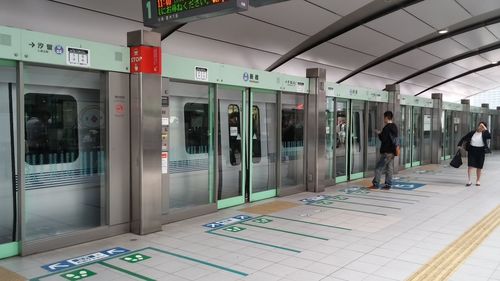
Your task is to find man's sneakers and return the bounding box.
[381,185,392,190]
[368,184,392,190]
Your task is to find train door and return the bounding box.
[217,87,246,209]
[249,90,278,202]
[422,108,432,164]
[443,110,453,159]
[0,60,18,258]
[350,100,365,180]
[280,93,306,195]
[366,102,379,172]
[400,105,411,168]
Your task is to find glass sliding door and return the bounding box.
[217,87,246,209]
[165,82,214,212]
[24,65,106,241]
[325,97,335,184]
[0,61,18,258]
[350,100,365,179]
[422,108,432,164]
[249,90,278,201]
[280,93,305,192]
[335,99,348,183]
[366,102,379,171]
[411,106,422,166]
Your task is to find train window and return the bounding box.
[282,108,304,147]
[228,104,241,166]
[252,106,261,163]
[184,103,209,154]
[25,93,78,165]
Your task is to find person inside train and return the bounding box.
[457,121,491,187]
[369,111,398,190]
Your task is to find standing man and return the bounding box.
[370,111,398,190]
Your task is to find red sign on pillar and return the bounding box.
[130,46,162,74]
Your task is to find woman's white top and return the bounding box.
[471,132,484,147]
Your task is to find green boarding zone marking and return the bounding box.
[31,247,247,281]
[60,269,95,281]
[223,226,246,233]
[121,253,151,263]
[252,217,273,224]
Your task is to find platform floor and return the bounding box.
[1,155,500,281]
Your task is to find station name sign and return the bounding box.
[143,0,249,28]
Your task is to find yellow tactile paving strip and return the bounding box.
[0,266,26,281]
[407,205,500,281]
[239,201,300,214]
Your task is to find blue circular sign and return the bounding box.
[243,72,249,82]
[54,45,64,55]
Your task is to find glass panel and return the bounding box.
[366,102,379,171]
[281,93,305,188]
[350,101,365,175]
[24,65,105,241]
[335,99,348,178]
[251,92,277,193]
[412,107,422,163]
[0,64,16,244]
[218,88,244,199]
[444,110,453,157]
[166,82,212,210]
[325,97,335,181]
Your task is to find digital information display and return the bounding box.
[143,0,249,28]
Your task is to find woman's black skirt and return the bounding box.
[468,146,486,169]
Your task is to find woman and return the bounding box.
[457,121,491,186]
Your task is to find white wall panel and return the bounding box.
[0,0,143,46]
[180,14,306,55]
[366,10,435,43]
[331,26,403,57]
[242,0,336,35]
[404,0,470,30]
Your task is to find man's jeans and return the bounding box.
[372,153,395,188]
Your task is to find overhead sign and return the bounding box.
[203,215,252,229]
[142,0,249,28]
[41,247,129,272]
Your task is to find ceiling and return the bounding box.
[20,0,500,102]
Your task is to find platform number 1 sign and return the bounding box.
[145,1,152,19]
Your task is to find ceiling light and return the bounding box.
[438,29,448,34]
[492,61,499,64]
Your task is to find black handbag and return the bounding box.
[450,150,463,168]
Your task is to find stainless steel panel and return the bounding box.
[162,204,217,224]
[17,62,25,246]
[106,72,130,225]
[127,30,161,47]
[21,223,129,256]
[130,74,162,235]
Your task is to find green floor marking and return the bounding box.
[224,226,246,233]
[308,203,388,216]
[252,218,273,224]
[60,269,96,280]
[207,231,301,253]
[99,261,155,281]
[322,199,401,210]
[121,253,151,263]
[240,222,329,241]
[376,190,430,197]
[264,215,352,231]
[316,200,333,205]
[146,247,248,276]
[331,195,348,200]
[339,193,418,203]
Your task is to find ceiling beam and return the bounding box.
[395,41,500,84]
[415,63,500,96]
[338,8,500,83]
[265,0,423,71]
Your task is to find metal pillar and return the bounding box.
[431,93,443,164]
[495,107,500,150]
[128,30,162,235]
[306,68,326,193]
[384,84,401,172]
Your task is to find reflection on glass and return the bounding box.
[350,101,365,175]
[252,92,277,193]
[423,110,432,163]
[335,100,348,178]
[24,66,104,241]
[281,93,305,188]
[0,65,16,244]
[325,97,335,181]
[167,82,212,210]
[366,102,378,171]
[218,89,243,199]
